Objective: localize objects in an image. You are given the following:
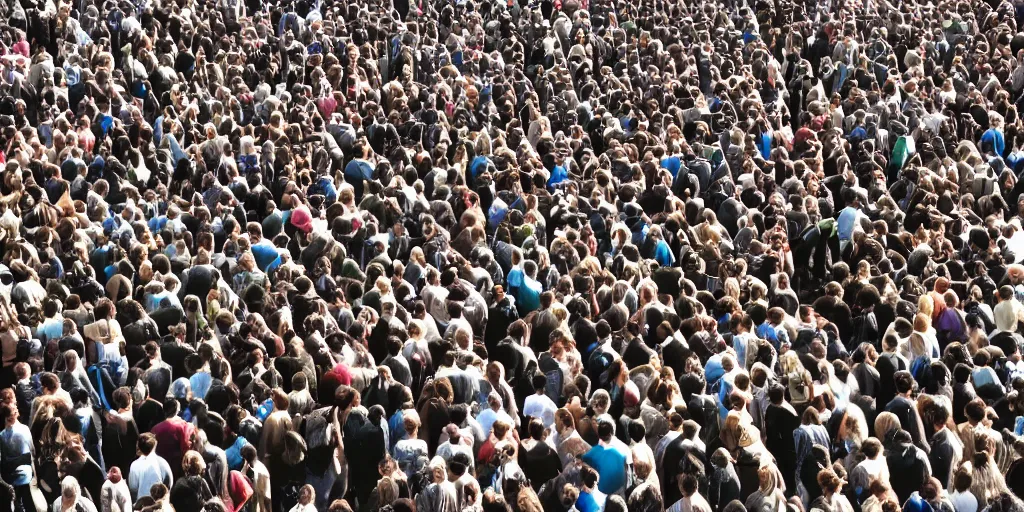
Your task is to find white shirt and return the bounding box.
[523,393,558,429]
[100,479,132,512]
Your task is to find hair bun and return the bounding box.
[973,451,991,466]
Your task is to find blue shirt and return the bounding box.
[972,367,1003,391]
[757,132,772,159]
[251,242,282,272]
[704,353,725,390]
[837,206,862,241]
[581,444,627,495]
[36,315,64,343]
[517,276,543,313]
[128,452,173,501]
[576,489,606,512]
[547,165,568,191]
[661,156,682,178]
[224,436,250,471]
[655,240,676,267]
[757,322,780,348]
[0,423,33,486]
[982,128,1006,157]
[732,333,753,370]
[470,156,490,181]
[145,290,181,313]
[189,371,212,400]
[506,267,524,292]
[389,410,408,447]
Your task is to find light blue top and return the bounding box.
[0,422,33,486]
[128,452,174,501]
[837,206,863,241]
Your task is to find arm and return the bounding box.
[128,464,140,502]
[200,478,213,501]
[161,458,174,489]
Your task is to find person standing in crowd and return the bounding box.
[128,434,173,502]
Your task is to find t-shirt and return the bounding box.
[837,206,864,241]
[224,435,250,471]
[575,489,607,512]
[581,444,627,495]
[950,490,978,512]
[151,417,196,474]
[523,394,558,429]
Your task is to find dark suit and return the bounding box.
[14,380,36,424]
[519,441,563,491]
[764,403,801,494]
[875,352,907,420]
[929,428,962,489]
[885,396,930,454]
[951,382,977,424]
[662,436,706,506]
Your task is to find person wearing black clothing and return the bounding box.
[170,451,214,512]
[418,379,453,457]
[884,371,930,454]
[951,363,978,425]
[490,321,533,391]
[12,364,36,424]
[763,384,800,496]
[343,404,388,507]
[927,404,962,490]
[886,429,932,504]
[485,286,519,355]
[660,331,693,381]
[57,322,87,362]
[135,391,166,435]
[102,388,140,477]
[381,337,413,389]
[661,420,707,507]
[799,445,830,507]
[1007,439,1024,500]
[707,447,742,510]
[622,333,657,369]
[528,296,561,354]
[875,334,908,421]
[518,418,563,491]
[159,325,196,380]
[62,441,105,504]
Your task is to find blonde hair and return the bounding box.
[873,412,902,439]
[724,278,741,300]
[182,450,206,477]
[780,351,803,375]
[913,312,931,333]
[917,296,934,319]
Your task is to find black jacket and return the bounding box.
[708,465,742,510]
[928,428,961,489]
[886,442,931,504]
[875,353,907,417]
[885,396,930,454]
[518,440,563,491]
[951,382,977,424]
[170,475,213,512]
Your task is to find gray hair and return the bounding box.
[61,476,81,500]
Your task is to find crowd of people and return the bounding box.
[0,0,1023,510]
